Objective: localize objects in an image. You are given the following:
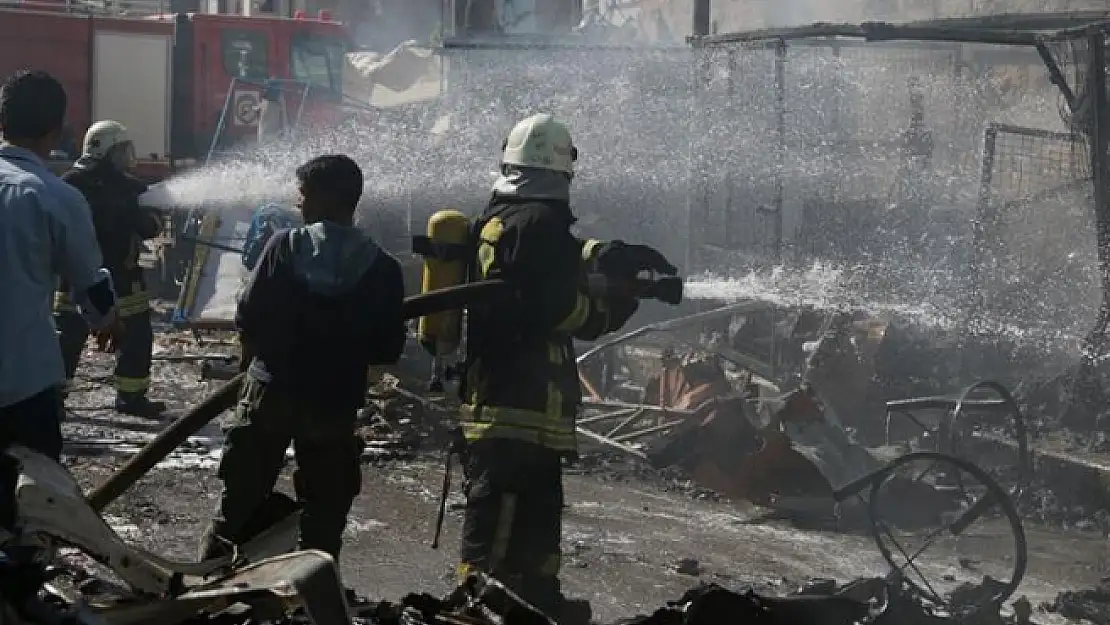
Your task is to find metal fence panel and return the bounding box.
[688,36,1079,292]
[974,123,1096,340]
[688,44,781,271]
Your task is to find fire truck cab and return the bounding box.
[186,10,349,156]
[0,2,351,177]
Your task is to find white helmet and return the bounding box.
[501,113,577,174]
[82,120,131,159]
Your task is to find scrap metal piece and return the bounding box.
[7,445,348,625]
[884,380,1032,499]
[10,445,301,598]
[862,451,1027,618]
[93,550,350,625]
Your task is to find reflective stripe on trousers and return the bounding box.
[461,343,577,453]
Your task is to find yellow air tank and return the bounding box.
[417,209,472,356]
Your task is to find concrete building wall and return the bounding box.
[636,0,1110,43]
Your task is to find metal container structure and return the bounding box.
[686,15,1110,351]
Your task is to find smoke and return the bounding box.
[148,21,1097,382]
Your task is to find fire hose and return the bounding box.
[86,279,507,511]
[87,273,684,512]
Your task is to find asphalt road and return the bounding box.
[65,450,1108,624]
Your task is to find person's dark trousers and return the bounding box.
[199,376,364,563]
[56,274,156,401]
[54,310,88,383]
[459,438,564,616]
[55,306,159,412]
[0,388,65,461]
[113,309,154,400]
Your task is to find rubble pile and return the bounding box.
[1045,580,1110,625]
[37,299,1110,625]
[356,572,1027,625]
[574,301,1110,538]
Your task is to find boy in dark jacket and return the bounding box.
[199,154,407,565]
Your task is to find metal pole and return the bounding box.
[1089,30,1110,347]
[683,49,705,274]
[691,0,710,38]
[971,123,998,300]
[773,39,786,264]
[1067,29,1110,422]
[205,77,238,165]
[959,122,998,380]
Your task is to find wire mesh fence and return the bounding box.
[684,26,1110,359]
[688,36,1073,274]
[972,123,1095,340]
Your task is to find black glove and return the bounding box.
[606,296,639,333]
[593,241,677,279]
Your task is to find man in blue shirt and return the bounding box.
[0,70,122,459]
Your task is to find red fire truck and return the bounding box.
[0,3,351,179]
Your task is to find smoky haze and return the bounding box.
[157,1,1102,388]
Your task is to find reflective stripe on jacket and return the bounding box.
[460,197,610,453]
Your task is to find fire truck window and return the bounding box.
[291,37,344,93]
[221,30,270,80]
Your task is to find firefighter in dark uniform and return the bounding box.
[54,120,167,417]
[458,113,677,618]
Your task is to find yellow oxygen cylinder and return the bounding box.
[417,209,472,356]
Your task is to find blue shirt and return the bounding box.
[0,144,104,407]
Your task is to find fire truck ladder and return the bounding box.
[204,77,313,165]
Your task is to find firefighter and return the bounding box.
[54,120,167,417]
[458,113,676,619]
[198,155,406,574]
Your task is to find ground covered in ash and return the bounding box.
[55,321,1110,625]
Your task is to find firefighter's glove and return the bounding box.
[592,241,678,288]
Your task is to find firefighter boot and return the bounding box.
[115,393,167,418]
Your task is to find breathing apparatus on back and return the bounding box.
[412,113,682,391]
